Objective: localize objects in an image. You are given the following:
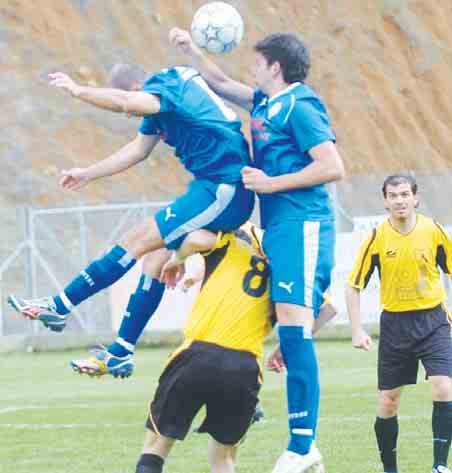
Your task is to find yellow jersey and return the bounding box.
[348,214,452,312]
[174,226,273,361]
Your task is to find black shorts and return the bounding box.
[378,304,452,390]
[145,341,261,445]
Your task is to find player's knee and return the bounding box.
[210,451,235,473]
[142,249,171,278]
[431,376,452,401]
[378,390,401,416]
[120,219,164,258]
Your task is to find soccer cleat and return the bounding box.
[433,467,452,473]
[8,294,68,332]
[70,346,135,378]
[271,444,323,473]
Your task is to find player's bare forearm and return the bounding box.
[85,134,159,181]
[345,285,362,332]
[345,285,372,351]
[73,86,131,112]
[271,142,345,192]
[170,27,253,110]
[73,87,160,115]
[177,230,218,259]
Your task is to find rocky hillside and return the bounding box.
[1,0,452,215]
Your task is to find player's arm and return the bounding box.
[345,285,372,351]
[60,133,159,190]
[242,141,345,193]
[169,28,254,111]
[48,72,160,115]
[434,221,452,276]
[160,230,218,287]
[345,231,378,350]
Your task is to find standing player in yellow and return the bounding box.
[346,174,452,473]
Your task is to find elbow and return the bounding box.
[331,158,346,182]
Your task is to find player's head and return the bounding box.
[253,33,310,91]
[107,63,148,91]
[237,221,265,257]
[382,173,419,219]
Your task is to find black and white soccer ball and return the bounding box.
[191,2,244,54]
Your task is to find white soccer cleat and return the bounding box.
[271,444,323,473]
[433,466,452,473]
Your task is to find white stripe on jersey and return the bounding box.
[193,76,237,121]
[303,221,320,307]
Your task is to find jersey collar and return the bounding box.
[268,82,301,103]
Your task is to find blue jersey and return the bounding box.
[139,67,251,184]
[251,83,336,228]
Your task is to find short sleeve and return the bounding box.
[140,72,180,114]
[348,229,379,289]
[288,98,336,153]
[139,115,158,135]
[434,221,452,274]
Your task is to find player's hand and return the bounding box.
[181,274,203,292]
[241,166,277,194]
[49,72,82,97]
[169,28,199,55]
[266,345,286,373]
[60,168,92,190]
[160,259,186,289]
[352,329,373,351]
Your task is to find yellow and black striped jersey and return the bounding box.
[348,214,452,312]
[175,225,273,360]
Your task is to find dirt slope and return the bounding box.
[1,0,451,209]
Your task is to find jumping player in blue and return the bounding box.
[170,29,345,473]
[9,63,254,376]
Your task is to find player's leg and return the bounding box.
[197,342,261,473]
[9,180,250,330]
[70,249,169,377]
[8,217,164,330]
[430,376,452,473]
[418,305,452,473]
[375,388,402,473]
[375,310,419,473]
[264,220,333,472]
[135,430,175,473]
[208,438,238,473]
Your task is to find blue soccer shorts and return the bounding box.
[155,179,255,250]
[262,220,335,316]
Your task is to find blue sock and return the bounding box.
[108,275,165,357]
[278,325,319,456]
[52,245,136,314]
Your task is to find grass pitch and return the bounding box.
[0,341,435,473]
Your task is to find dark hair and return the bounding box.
[107,63,148,91]
[254,32,310,83]
[382,173,418,197]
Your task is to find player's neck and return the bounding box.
[389,213,417,235]
[266,80,291,100]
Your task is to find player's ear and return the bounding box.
[270,61,281,77]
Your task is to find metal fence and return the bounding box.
[1,201,451,348]
[0,202,168,338]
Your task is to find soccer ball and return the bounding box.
[191,2,244,54]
